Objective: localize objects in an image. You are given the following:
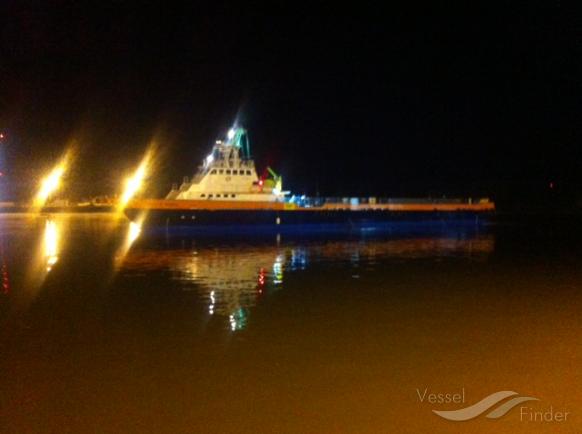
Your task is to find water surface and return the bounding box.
[0,214,580,433]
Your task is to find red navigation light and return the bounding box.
[257,268,266,289]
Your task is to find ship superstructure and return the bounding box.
[166,127,284,203]
[124,126,495,229]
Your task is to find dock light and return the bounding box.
[33,153,71,208]
[119,164,147,209]
[118,149,154,210]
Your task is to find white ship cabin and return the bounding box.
[166,128,285,202]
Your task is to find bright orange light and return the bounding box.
[118,148,155,211]
[33,151,72,208]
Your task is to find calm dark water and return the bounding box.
[0,214,580,433]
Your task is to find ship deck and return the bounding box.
[127,198,495,213]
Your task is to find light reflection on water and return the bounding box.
[113,220,142,269]
[44,219,60,272]
[120,235,494,330]
[0,214,494,331]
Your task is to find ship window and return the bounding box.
[231,194,236,198]
[234,170,239,175]
[216,194,221,198]
[208,194,213,198]
[210,169,217,174]
[246,170,251,175]
[219,169,224,174]
[200,194,206,197]
[226,170,231,175]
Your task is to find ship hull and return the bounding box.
[124,207,493,232]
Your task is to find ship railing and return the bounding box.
[287,196,488,207]
[380,198,465,204]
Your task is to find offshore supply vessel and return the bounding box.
[124,127,494,229]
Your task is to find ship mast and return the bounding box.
[209,127,251,170]
[226,127,251,159]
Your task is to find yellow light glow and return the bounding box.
[114,219,143,269]
[128,221,142,245]
[33,151,72,208]
[44,219,59,271]
[118,148,155,210]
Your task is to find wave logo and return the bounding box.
[433,391,538,421]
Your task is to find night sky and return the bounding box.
[0,4,579,210]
